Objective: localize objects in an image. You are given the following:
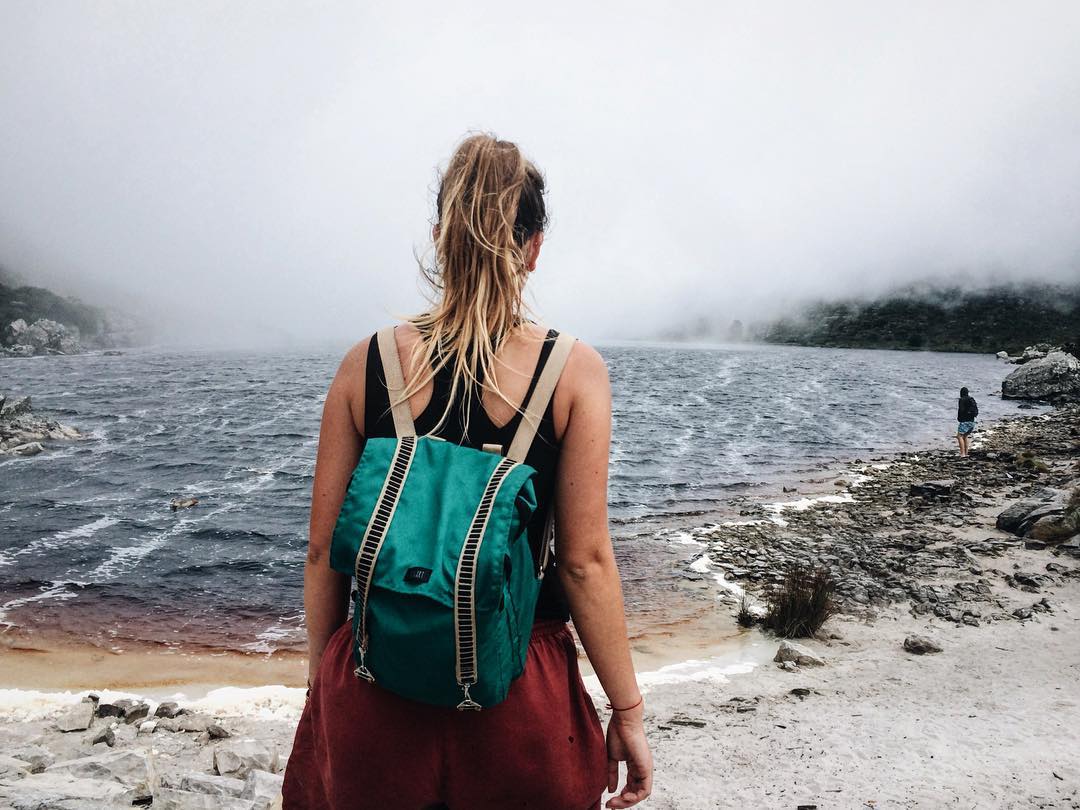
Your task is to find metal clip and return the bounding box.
[455,683,482,711]
[353,642,374,683]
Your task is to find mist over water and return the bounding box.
[0,343,1039,653]
[2,2,1080,345]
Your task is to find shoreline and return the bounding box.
[0,406,1077,806]
[0,405,1070,693]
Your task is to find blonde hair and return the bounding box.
[399,133,548,436]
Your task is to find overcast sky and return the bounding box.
[2,2,1079,346]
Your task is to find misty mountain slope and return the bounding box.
[0,277,148,349]
[760,283,1080,354]
[0,281,108,338]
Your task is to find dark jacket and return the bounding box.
[958,395,979,422]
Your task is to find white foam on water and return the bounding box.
[0,516,119,568]
[178,685,306,721]
[583,652,761,697]
[0,580,86,625]
[688,553,748,602]
[763,492,855,526]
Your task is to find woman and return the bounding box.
[283,134,652,809]
[956,386,978,457]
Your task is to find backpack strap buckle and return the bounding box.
[456,683,482,711]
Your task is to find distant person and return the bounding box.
[283,134,652,809]
[956,386,978,457]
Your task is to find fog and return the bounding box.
[2,2,1079,347]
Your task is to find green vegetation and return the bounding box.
[0,281,108,340]
[763,564,836,638]
[762,283,1080,354]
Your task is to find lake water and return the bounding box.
[0,341,1031,656]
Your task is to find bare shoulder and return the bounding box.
[329,335,374,435]
[563,338,608,385]
[549,333,609,441]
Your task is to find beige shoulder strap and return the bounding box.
[376,326,416,438]
[506,332,576,463]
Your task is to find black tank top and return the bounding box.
[363,328,570,624]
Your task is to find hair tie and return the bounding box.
[606,695,643,712]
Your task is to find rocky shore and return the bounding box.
[0,692,295,809]
[0,393,83,457]
[681,405,1080,628]
[1,408,1078,808]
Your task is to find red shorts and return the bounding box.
[282,619,607,809]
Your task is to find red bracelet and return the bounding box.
[606,695,643,712]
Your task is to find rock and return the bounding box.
[6,318,82,355]
[1,395,32,417]
[773,640,826,667]
[56,700,95,732]
[1024,539,1048,550]
[96,702,125,719]
[790,687,811,699]
[7,744,55,774]
[997,498,1043,534]
[0,754,32,780]
[9,441,44,456]
[909,480,954,499]
[4,318,29,345]
[178,772,246,797]
[137,720,158,735]
[1002,351,1080,401]
[1014,606,1033,619]
[1026,515,1077,543]
[0,774,139,809]
[208,723,232,740]
[778,660,798,672]
[158,713,215,733]
[155,700,184,719]
[240,770,284,805]
[112,698,150,724]
[151,787,260,810]
[996,350,1010,360]
[903,635,943,654]
[91,726,116,747]
[213,739,279,779]
[45,750,154,798]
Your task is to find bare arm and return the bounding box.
[304,342,366,686]
[555,343,652,809]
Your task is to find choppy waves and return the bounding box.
[1,343,1034,652]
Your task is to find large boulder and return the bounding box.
[773,640,826,667]
[0,774,138,809]
[1002,351,1080,401]
[996,487,1079,543]
[3,318,28,346]
[213,740,279,779]
[997,498,1045,534]
[45,750,154,798]
[6,318,81,355]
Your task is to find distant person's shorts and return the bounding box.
[957,421,975,435]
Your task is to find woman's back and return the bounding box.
[363,322,571,622]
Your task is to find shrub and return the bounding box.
[736,596,757,628]
[763,564,836,638]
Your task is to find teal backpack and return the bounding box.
[329,327,576,710]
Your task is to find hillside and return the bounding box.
[760,283,1080,354]
[0,282,109,340]
[0,268,146,352]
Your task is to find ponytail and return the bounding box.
[400,134,548,435]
